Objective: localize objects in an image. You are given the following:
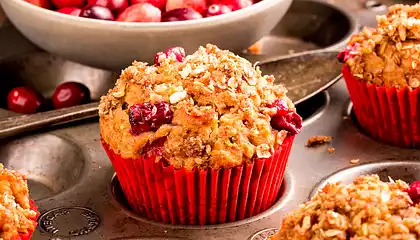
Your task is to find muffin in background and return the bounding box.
[339,2,420,148]
[270,175,420,239]
[100,44,302,225]
[0,164,39,240]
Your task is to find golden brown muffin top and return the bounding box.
[270,175,420,240]
[99,44,301,170]
[341,2,420,89]
[0,165,37,240]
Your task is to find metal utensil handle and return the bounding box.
[0,102,99,138]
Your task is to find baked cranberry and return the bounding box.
[337,43,360,63]
[267,99,289,116]
[129,102,173,134]
[142,137,166,158]
[7,87,45,114]
[52,82,91,109]
[87,0,128,14]
[131,0,167,11]
[52,0,86,8]
[154,47,186,65]
[271,112,302,135]
[57,7,82,16]
[80,5,115,20]
[406,181,420,204]
[161,8,202,22]
[165,0,206,14]
[25,0,52,9]
[116,3,161,22]
[204,4,231,17]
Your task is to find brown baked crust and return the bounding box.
[99,44,296,170]
[343,3,420,89]
[0,165,37,240]
[271,175,420,240]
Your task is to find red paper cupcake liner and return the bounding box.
[15,200,39,240]
[103,136,295,225]
[342,65,420,148]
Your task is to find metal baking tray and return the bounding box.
[2,1,419,240]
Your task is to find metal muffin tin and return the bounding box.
[0,0,419,239]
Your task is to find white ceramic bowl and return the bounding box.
[0,0,293,70]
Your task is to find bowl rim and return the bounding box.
[7,0,290,28]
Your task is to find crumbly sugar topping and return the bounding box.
[99,44,297,170]
[0,166,37,240]
[270,175,420,240]
[342,2,420,88]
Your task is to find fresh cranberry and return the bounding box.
[80,5,115,20]
[25,0,52,9]
[116,3,161,22]
[52,0,86,8]
[7,87,45,114]
[154,47,186,65]
[142,137,166,158]
[406,181,420,204]
[87,0,128,14]
[165,0,206,14]
[57,7,82,16]
[161,8,202,22]
[52,82,91,109]
[204,4,231,17]
[209,0,251,11]
[271,112,302,135]
[131,0,167,11]
[129,102,173,134]
[337,43,360,63]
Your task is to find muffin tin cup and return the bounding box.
[342,65,420,148]
[18,199,39,240]
[102,136,295,225]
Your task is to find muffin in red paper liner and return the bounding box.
[0,165,39,240]
[99,44,302,225]
[269,175,420,239]
[338,2,420,148]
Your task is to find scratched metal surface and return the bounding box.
[0,0,419,240]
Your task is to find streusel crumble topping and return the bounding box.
[271,175,420,240]
[100,44,300,170]
[0,165,37,240]
[340,2,420,88]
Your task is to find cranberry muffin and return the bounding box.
[270,175,420,240]
[339,2,420,148]
[0,165,39,240]
[100,44,302,225]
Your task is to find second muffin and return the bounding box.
[100,44,302,225]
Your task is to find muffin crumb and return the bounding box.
[350,158,360,164]
[328,147,335,154]
[306,136,332,147]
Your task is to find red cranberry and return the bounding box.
[267,99,289,116]
[271,112,302,135]
[87,0,128,14]
[129,102,173,134]
[25,0,52,9]
[52,82,91,109]
[209,0,251,11]
[131,0,167,11]
[116,3,161,22]
[406,181,420,204]
[154,46,186,65]
[80,5,115,20]
[204,4,231,17]
[7,87,45,114]
[57,7,82,16]
[161,8,202,22]
[142,137,166,158]
[165,0,206,14]
[337,43,360,63]
[52,0,86,8]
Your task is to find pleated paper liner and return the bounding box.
[16,199,39,240]
[102,136,295,225]
[342,65,420,148]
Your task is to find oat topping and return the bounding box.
[340,2,420,88]
[0,165,37,240]
[99,44,300,170]
[270,175,420,240]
